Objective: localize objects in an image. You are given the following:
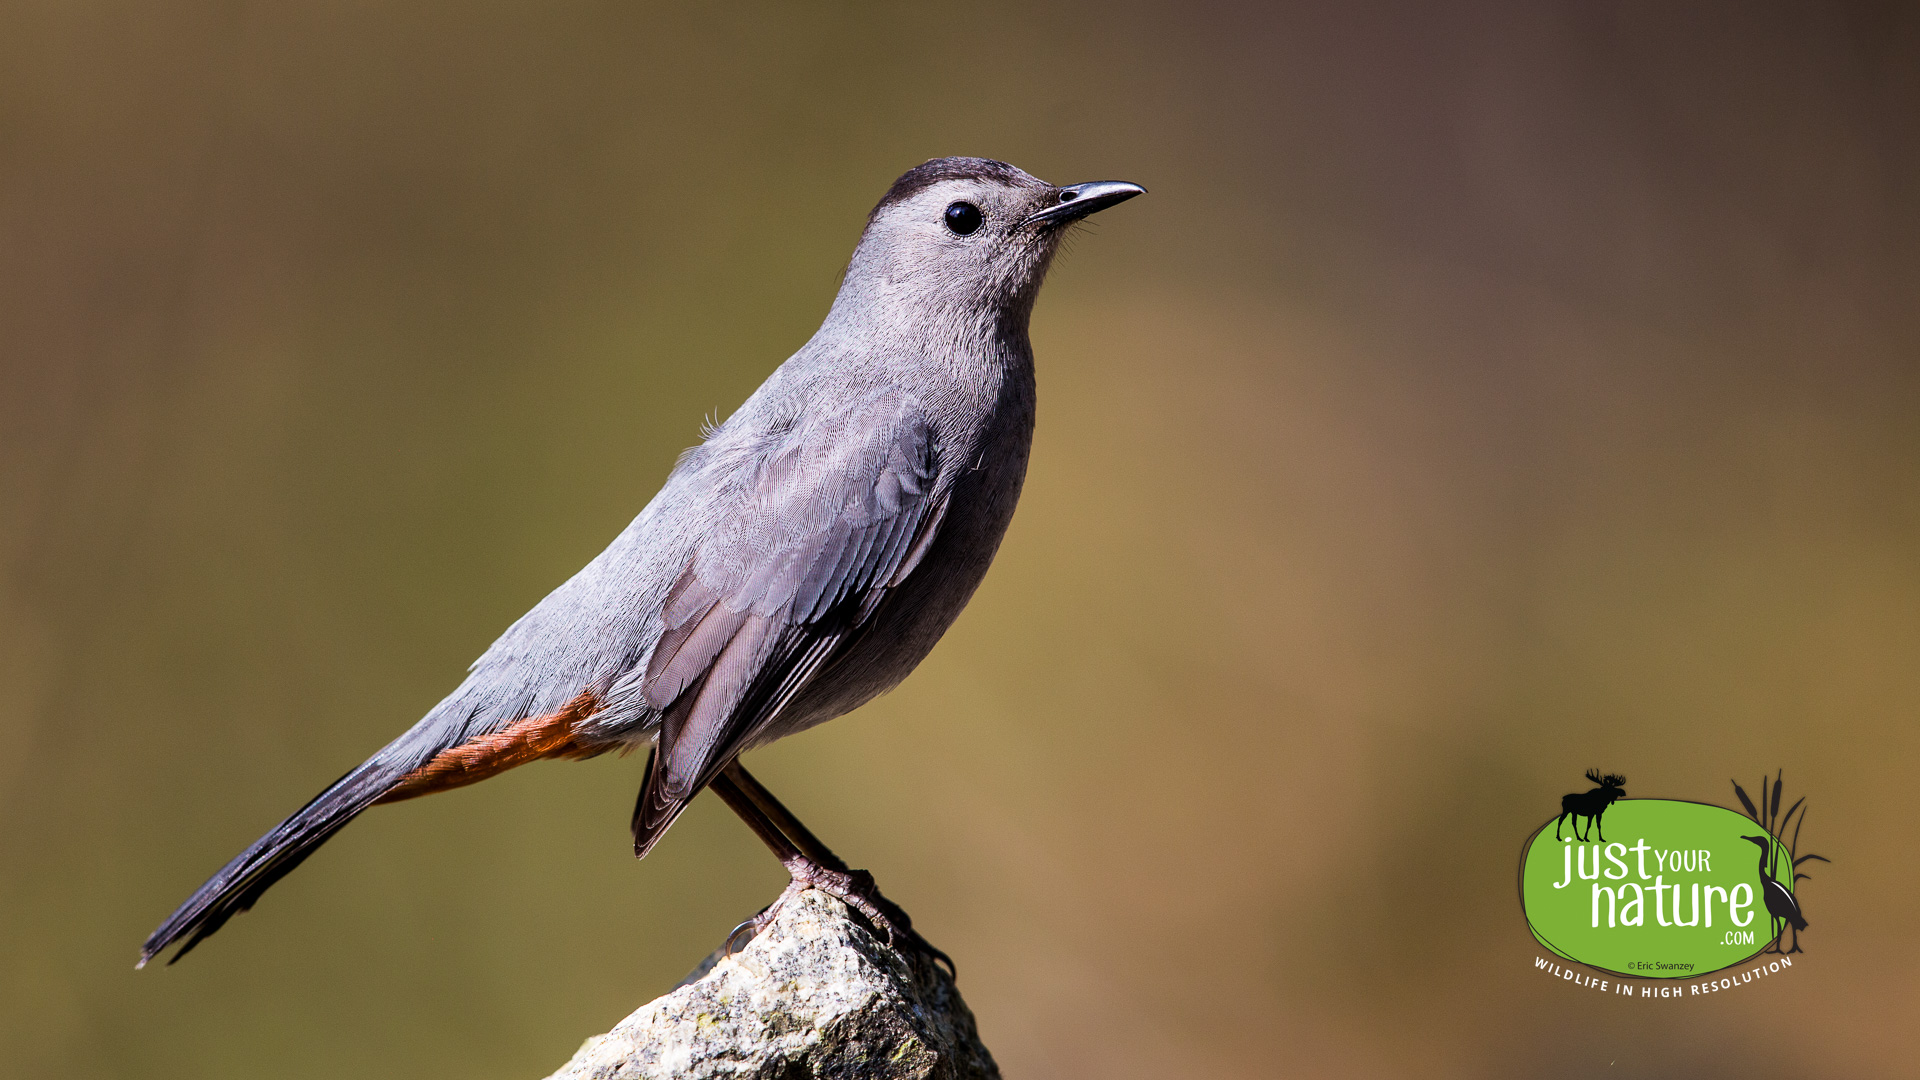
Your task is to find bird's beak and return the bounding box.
[1024,180,1146,227]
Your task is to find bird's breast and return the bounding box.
[747,366,1036,744]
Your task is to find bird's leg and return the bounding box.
[722,763,954,973]
[705,767,884,937]
[708,763,953,976]
[721,761,851,872]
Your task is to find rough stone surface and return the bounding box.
[542,889,999,1080]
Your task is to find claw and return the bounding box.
[724,918,760,957]
[925,943,957,980]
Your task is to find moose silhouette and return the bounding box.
[1554,770,1626,842]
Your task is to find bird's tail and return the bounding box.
[138,760,408,968]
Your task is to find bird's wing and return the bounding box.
[629,408,948,856]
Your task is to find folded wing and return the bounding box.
[629,409,948,855]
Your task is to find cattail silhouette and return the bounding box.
[1731,771,1828,954]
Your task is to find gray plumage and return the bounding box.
[142,157,1142,967]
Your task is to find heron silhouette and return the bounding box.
[1741,834,1807,954]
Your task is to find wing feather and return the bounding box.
[629,409,947,856]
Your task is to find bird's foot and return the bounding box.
[724,863,954,978]
[788,861,957,976]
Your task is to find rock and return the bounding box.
[542,888,999,1080]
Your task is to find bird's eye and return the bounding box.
[943,202,982,236]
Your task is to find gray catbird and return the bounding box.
[141,157,1143,968]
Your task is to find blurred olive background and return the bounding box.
[4,2,1917,1077]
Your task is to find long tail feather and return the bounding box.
[138,761,405,968]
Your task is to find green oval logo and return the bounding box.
[1520,800,1795,978]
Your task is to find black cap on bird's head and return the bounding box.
[866,157,1145,231]
[840,157,1145,324]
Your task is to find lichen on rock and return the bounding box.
[542,889,998,1080]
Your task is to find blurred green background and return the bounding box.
[3,2,1916,1077]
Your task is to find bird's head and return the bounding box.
[832,157,1144,336]
[1740,835,1772,850]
